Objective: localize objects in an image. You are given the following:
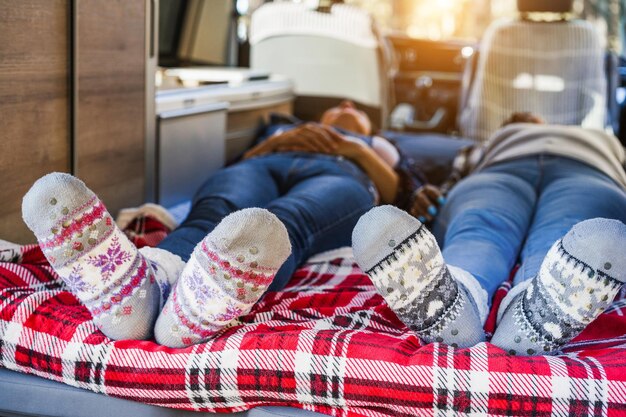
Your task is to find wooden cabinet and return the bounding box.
[0,0,71,244]
[0,0,149,243]
[74,0,147,222]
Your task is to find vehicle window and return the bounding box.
[242,1,624,55]
[338,0,625,55]
[579,0,625,54]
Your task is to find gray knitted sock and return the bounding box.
[491,218,626,356]
[352,205,485,348]
[154,208,291,348]
[22,173,162,340]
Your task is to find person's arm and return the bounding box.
[322,127,399,204]
[244,123,399,203]
[243,123,338,159]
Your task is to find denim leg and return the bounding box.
[157,159,280,261]
[514,157,626,284]
[265,166,375,291]
[433,158,539,300]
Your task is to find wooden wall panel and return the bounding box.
[75,0,146,217]
[0,0,70,244]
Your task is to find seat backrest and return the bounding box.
[459,19,607,142]
[250,2,388,129]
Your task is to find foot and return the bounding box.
[491,218,626,355]
[352,205,485,348]
[22,173,165,340]
[154,208,291,348]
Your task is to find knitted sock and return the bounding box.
[22,173,164,340]
[491,218,626,355]
[154,208,291,348]
[139,247,186,309]
[352,205,485,348]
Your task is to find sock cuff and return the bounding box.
[116,203,179,231]
[495,278,532,325]
[140,247,185,308]
[448,265,489,324]
[140,247,185,283]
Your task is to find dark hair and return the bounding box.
[517,0,573,13]
[501,112,546,127]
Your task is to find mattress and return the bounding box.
[1,214,626,417]
[0,367,323,417]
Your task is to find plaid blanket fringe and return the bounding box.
[2,220,626,416]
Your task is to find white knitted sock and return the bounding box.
[492,218,626,355]
[154,208,291,348]
[139,247,186,310]
[22,173,163,340]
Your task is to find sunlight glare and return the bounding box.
[407,0,471,40]
[461,46,474,58]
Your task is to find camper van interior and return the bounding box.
[1,0,626,416]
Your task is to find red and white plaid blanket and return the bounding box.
[1,216,626,416]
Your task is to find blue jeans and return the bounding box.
[434,155,626,300]
[157,153,376,291]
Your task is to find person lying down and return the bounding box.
[21,107,626,356]
[352,113,626,356]
[21,101,412,349]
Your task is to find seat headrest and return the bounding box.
[517,0,573,13]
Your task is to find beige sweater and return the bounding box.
[468,124,626,190]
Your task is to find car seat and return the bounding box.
[459,0,609,141]
[249,2,394,131]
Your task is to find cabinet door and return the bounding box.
[0,0,70,244]
[74,0,147,218]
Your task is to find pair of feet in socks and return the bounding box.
[23,173,292,348]
[352,206,626,355]
[23,174,626,354]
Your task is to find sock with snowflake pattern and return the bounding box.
[22,172,170,340]
[154,208,291,348]
[491,218,626,355]
[352,205,486,348]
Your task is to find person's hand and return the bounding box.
[244,123,339,159]
[262,123,340,155]
[409,184,446,223]
[317,125,367,160]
